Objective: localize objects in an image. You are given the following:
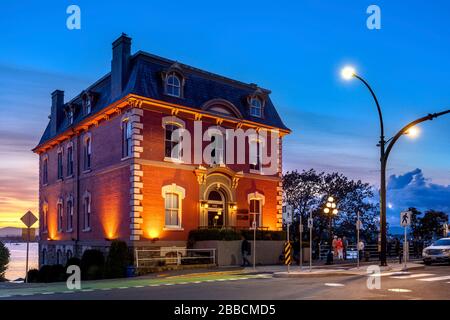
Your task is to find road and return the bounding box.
[1,264,450,300]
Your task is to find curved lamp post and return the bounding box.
[341,65,450,266]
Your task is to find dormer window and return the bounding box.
[250,97,262,117]
[68,109,74,125]
[166,73,181,97]
[85,97,92,114]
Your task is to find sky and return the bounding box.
[0,0,449,228]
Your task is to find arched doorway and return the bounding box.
[207,189,227,228]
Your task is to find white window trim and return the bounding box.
[247,192,265,229]
[66,195,74,232]
[57,198,64,232]
[42,154,49,186]
[42,201,48,234]
[83,133,92,172]
[162,116,186,161]
[162,183,185,229]
[121,115,133,160]
[165,72,182,98]
[82,191,92,232]
[66,141,74,177]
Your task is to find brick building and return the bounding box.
[33,34,290,265]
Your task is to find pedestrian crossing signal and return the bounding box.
[284,241,292,265]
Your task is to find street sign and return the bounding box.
[284,241,292,265]
[283,205,293,224]
[307,218,313,229]
[21,211,38,228]
[400,211,412,227]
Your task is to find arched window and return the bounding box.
[165,123,182,159]
[248,192,265,229]
[83,135,92,170]
[57,199,64,232]
[162,184,185,229]
[249,140,262,171]
[122,119,132,158]
[166,73,181,97]
[42,249,47,265]
[56,249,62,265]
[42,156,48,185]
[42,202,48,233]
[250,97,262,117]
[83,192,91,231]
[67,197,74,232]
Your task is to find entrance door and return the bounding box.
[207,190,226,228]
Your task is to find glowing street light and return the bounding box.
[340,64,450,266]
[324,196,338,265]
[341,66,356,80]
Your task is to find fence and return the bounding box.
[318,242,428,261]
[135,247,216,268]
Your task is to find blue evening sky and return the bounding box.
[0,0,449,227]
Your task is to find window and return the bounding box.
[83,193,91,230]
[249,140,261,171]
[67,198,73,231]
[68,110,74,125]
[42,249,47,265]
[161,184,185,229]
[165,193,180,227]
[56,249,62,265]
[57,151,63,180]
[57,200,63,232]
[67,146,74,176]
[43,157,48,185]
[165,124,182,159]
[122,119,132,158]
[84,136,92,170]
[250,97,262,117]
[211,134,225,165]
[166,73,181,97]
[249,199,262,229]
[42,202,48,233]
[85,97,92,114]
[66,250,73,260]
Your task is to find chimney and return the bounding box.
[50,90,64,135]
[111,33,132,99]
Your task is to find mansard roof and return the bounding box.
[37,48,289,146]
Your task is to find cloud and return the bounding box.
[386,168,450,226]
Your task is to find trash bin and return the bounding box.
[126,266,136,278]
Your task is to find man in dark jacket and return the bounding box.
[241,235,251,267]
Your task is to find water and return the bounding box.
[4,243,38,281]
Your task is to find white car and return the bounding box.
[422,238,450,265]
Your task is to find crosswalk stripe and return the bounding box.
[368,272,410,277]
[391,273,435,279]
[417,275,450,282]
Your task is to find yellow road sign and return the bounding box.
[284,241,292,265]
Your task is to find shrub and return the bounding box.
[81,249,105,280]
[66,257,81,268]
[105,240,129,279]
[0,241,10,281]
[37,264,66,282]
[27,269,39,283]
[188,229,241,241]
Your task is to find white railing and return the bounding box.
[135,247,216,268]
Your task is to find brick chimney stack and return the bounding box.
[111,33,132,100]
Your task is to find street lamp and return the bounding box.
[324,197,338,265]
[341,65,450,266]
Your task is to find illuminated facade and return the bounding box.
[34,34,289,265]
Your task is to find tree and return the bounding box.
[419,210,448,240]
[0,241,10,281]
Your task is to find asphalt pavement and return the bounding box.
[1,263,449,300]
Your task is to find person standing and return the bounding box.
[241,235,251,267]
[358,240,365,261]
[332,235,338,257]
[336,237,344,260]
[342,236,348,260]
